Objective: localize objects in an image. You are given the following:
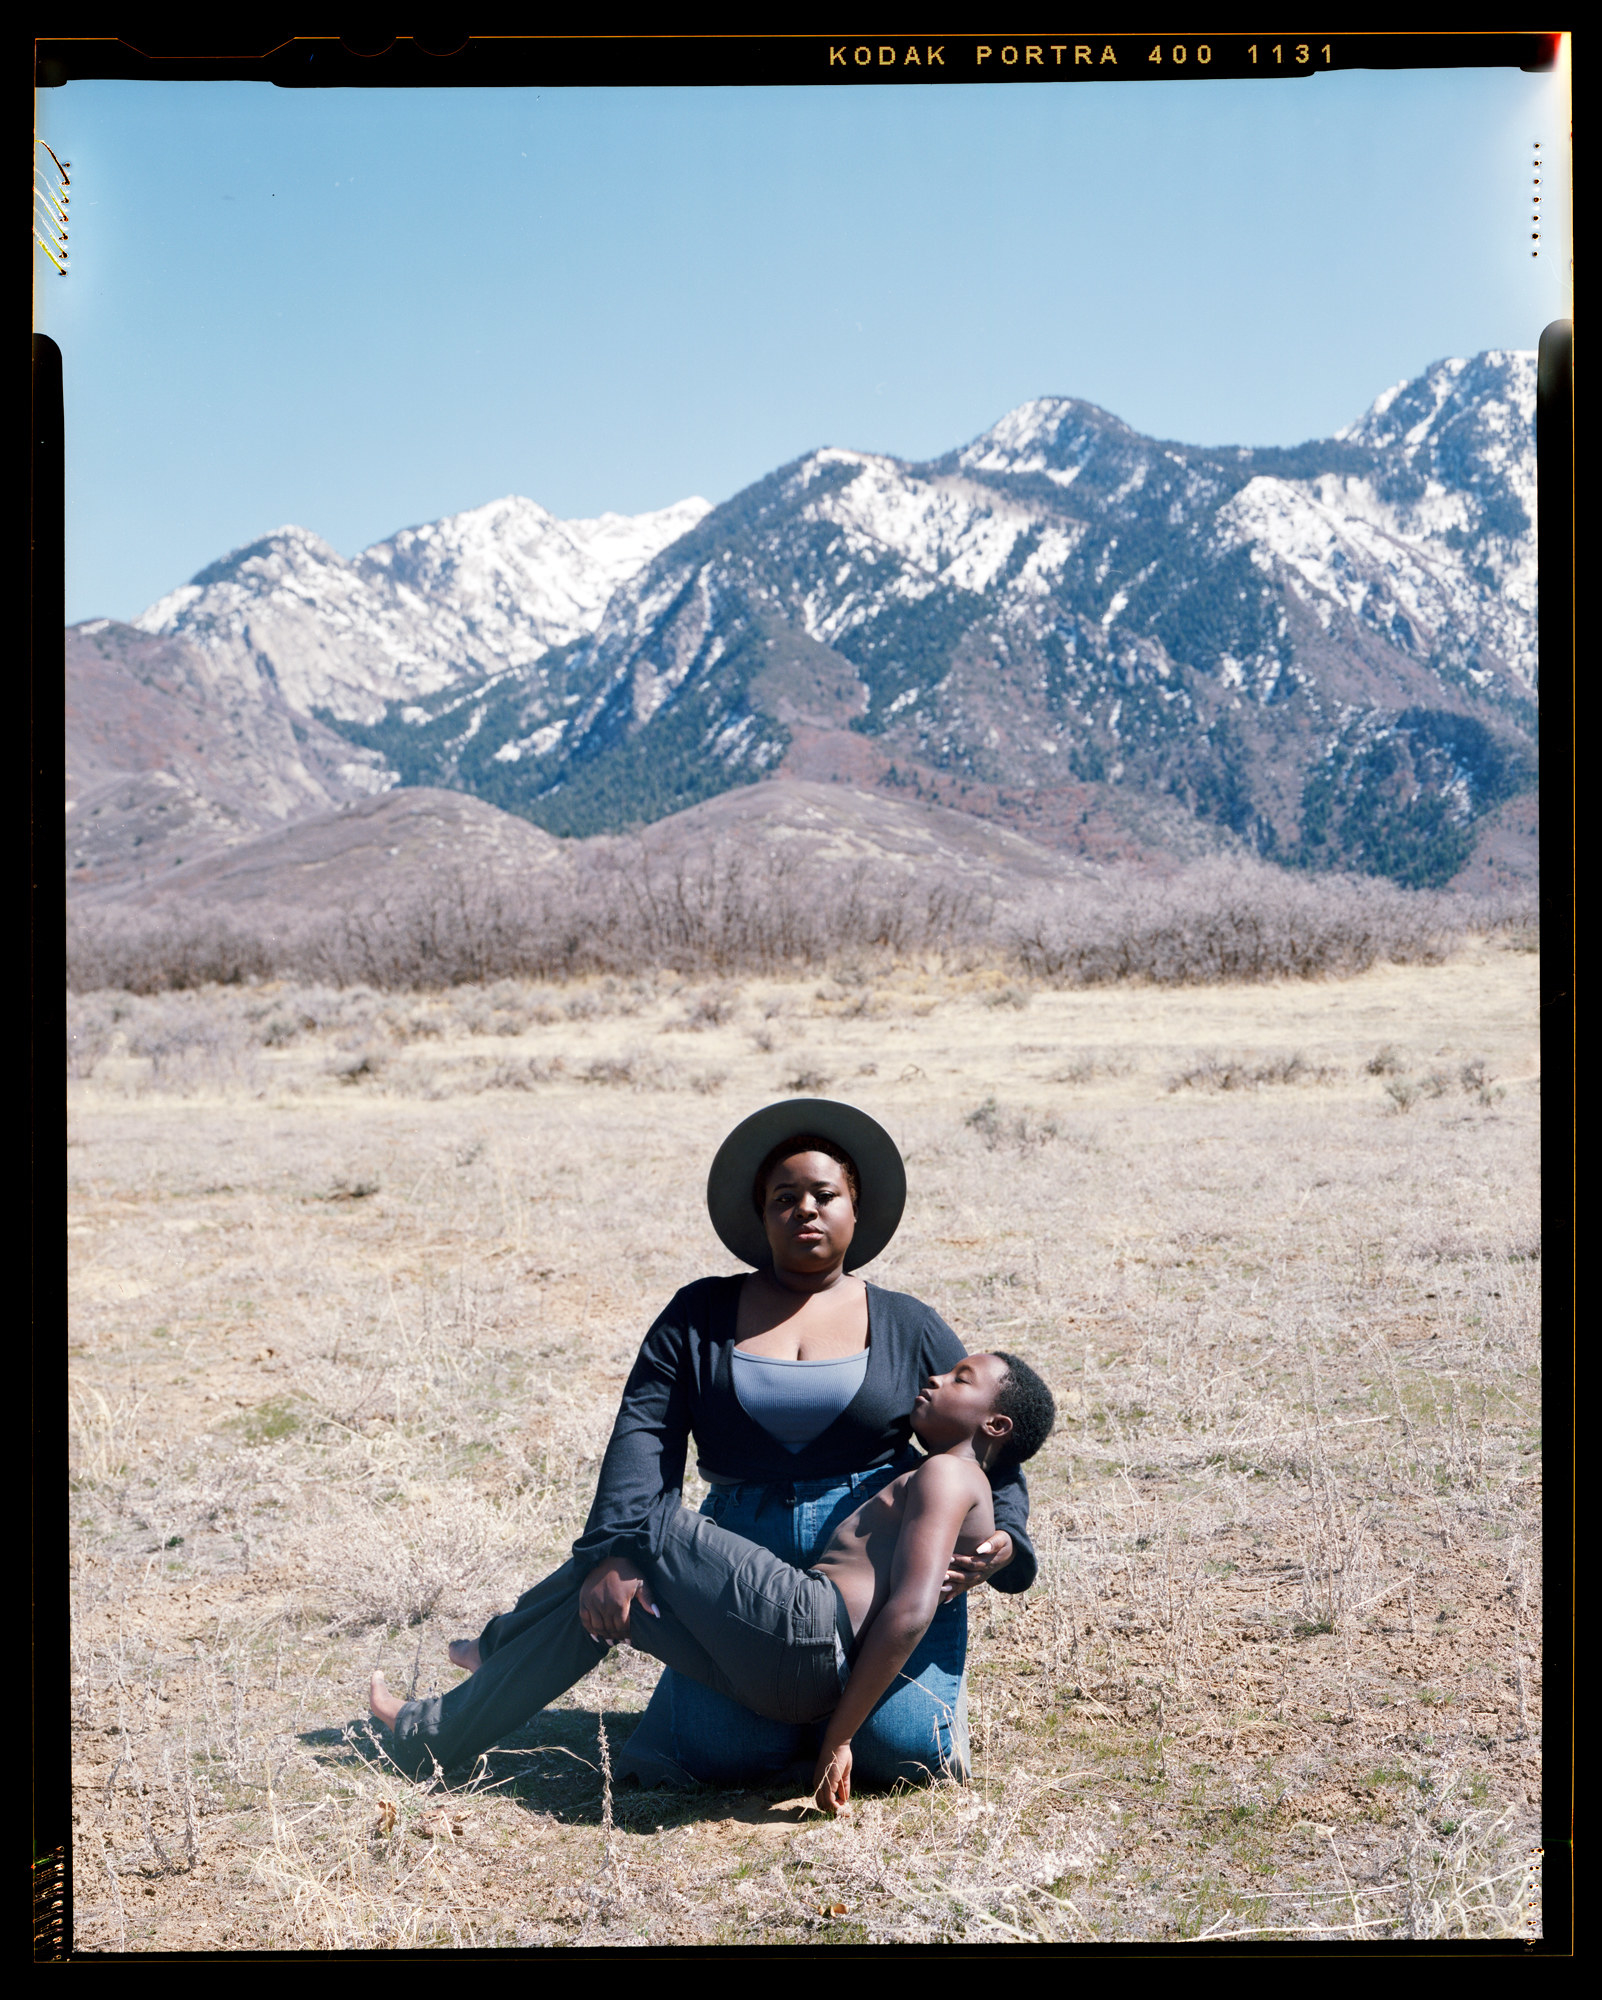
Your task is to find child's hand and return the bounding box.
[812,1741,853,1817]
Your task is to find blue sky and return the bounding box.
[36,68,1567,625]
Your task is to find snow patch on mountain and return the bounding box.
[1222,478,1448,637]
[634,568,716,725]
[1338,351,1535,513]
[493,717,569,763]
[1217,351,1537,686]
[358,494,709,660]
[956,396,1121,478]
[1220,471,1534,685]
[790,452,1075,631]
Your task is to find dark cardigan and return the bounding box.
[571,1274,1038,1594]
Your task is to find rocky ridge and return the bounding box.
[134,493,711,722]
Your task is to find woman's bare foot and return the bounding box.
[368,1672,405,1729]
[447,1639,481,1675]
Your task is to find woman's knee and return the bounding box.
[849,1672,970,1789]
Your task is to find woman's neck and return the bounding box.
[759,1263,857,1299]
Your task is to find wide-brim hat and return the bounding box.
[706,1097,906,1272]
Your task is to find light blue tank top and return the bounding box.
[731,1347,870,1454]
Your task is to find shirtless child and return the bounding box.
[369,1351,1054,1814]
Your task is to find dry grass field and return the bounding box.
[65,941,1543,1948]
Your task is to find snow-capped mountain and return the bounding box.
[98,353,1537,890]
[134,494,711,722]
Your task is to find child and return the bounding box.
[369,1351,1055,1814]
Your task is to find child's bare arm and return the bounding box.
[811,1456,982,1812]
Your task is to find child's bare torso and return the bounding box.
[810,1457,995,1638]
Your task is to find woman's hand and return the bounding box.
[578,1556,656,1644]
[811,1740,853,1817]
[939,1533,1014,1601]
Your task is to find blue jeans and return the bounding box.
[615,1450,970,1791]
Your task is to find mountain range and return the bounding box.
[71,351,1539,899]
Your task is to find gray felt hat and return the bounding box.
[706,1097,906,1271]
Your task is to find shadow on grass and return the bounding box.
[299,1707,825,1833]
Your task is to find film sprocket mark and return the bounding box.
[35,140,70,275]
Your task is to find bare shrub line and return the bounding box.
[66,847,1533,996]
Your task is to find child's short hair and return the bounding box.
[988,1353,1056,1470]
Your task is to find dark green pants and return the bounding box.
[386,1499,848,1777]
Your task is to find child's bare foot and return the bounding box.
[447,1639,481,1675]
[368,1672,405,1729]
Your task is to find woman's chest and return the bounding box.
[732,1277,869,1359]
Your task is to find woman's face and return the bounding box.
[761,1150,858,1276]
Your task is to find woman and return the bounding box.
[572,1096,1036,1791]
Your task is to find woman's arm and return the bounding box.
[811,1456,982,1814]
[568,1294,696,1638]
[970,1461,1037,1595]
